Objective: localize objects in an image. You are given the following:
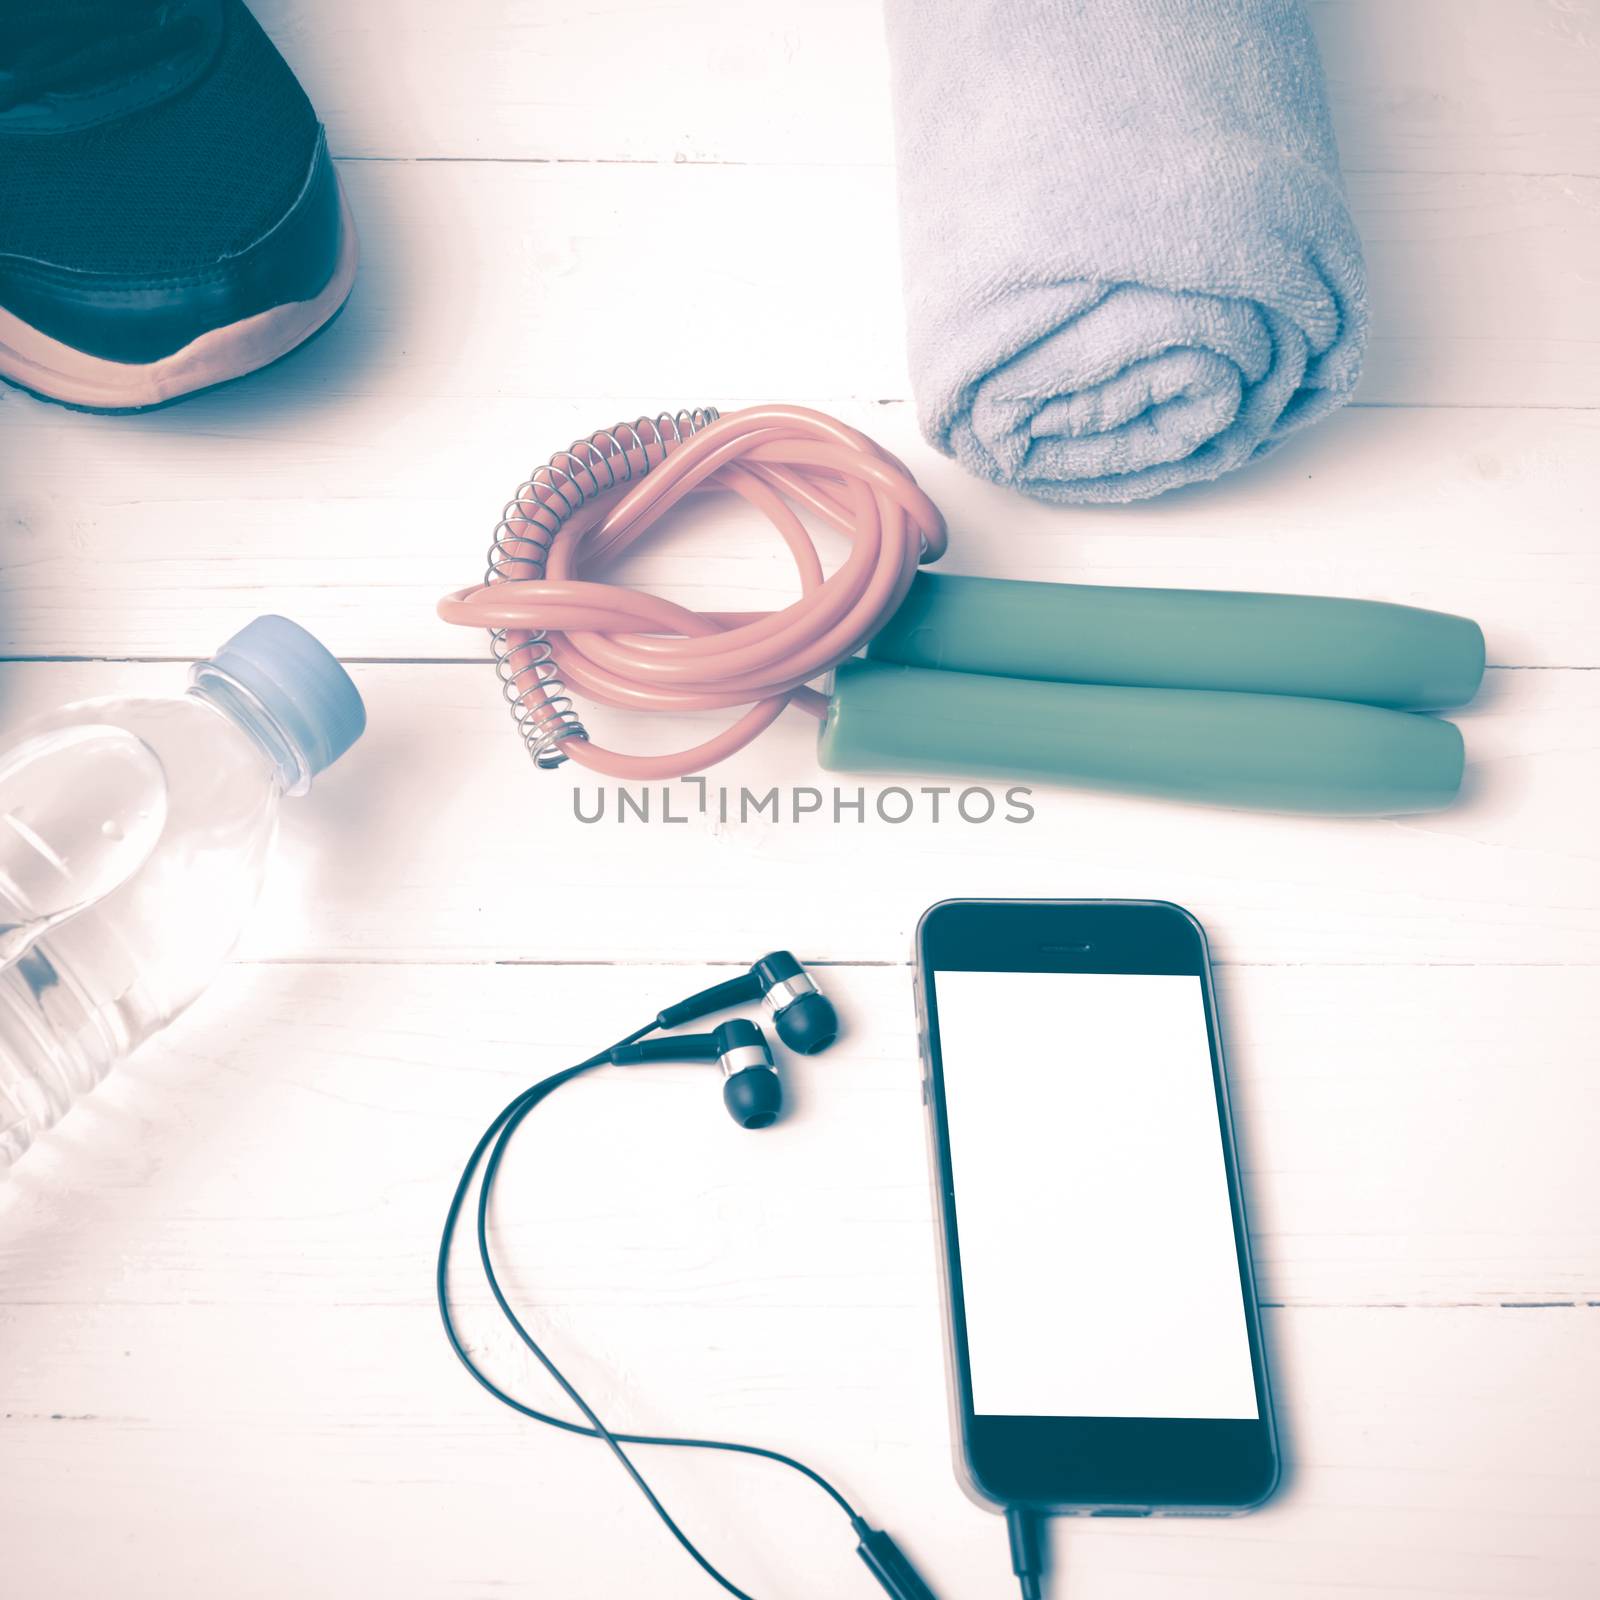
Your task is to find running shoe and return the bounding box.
[0,0,357,410]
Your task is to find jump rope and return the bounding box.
[437,404,1484,812]
[438,405,946,777]
[434,405,1487,1598]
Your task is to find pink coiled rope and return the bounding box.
[438,405,947,779]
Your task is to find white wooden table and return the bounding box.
[2,4,1596,1596]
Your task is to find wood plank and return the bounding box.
[254,0,1600,178]
[0,660,1591,966]
[2,963,1594,1310]
[2,960,1596,1595]
[1350,170,1599,407]
[2,396,1595,668]
[0,160,1591,460]
[0,1301,1593,1598]
[1311,0,1600,177]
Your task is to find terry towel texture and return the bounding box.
[884,0,1368,504]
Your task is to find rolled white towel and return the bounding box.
[884,0,1368,504]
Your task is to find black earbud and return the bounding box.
[715,1020,786,1130]
[610,1019,784,1129]
[655,950,839,1057]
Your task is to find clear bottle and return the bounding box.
[0,617,364,1172]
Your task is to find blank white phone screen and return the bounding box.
[933,969,1259,1421]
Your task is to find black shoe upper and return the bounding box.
[0,0,343,363]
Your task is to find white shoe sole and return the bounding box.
[0,185,359,411]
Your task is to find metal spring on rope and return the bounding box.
[485,407,722,768]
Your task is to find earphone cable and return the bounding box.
[472,1068,860,1521]
[1007,1506,1046,1600]
[436,1025,863,1600]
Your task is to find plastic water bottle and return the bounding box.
[0,617,365,1172]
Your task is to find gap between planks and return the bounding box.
[3,658,1595,670]
[1,1302,1595,1313]
[223,956,1600,970]
[328,156,1600,184]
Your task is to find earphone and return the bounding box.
[610,1019,784,1129]
[435,954,943,1600]
[602,949,840,1127]
[656,949,841,1057]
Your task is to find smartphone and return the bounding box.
[914,898,1279,1514]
